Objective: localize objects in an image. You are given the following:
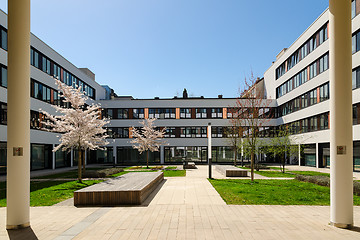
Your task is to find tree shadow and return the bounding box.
[7,227,38,240]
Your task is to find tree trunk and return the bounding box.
[78,149,82,183]
[250,151,255,182]
[146,151,149,169]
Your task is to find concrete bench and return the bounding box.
[74,171,164,206]
[183,161,196,169]
[216,165,248,177]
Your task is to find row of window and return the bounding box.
[30,47,96,99]
[276,53,329,98]
[107,126,225,138]
[0,25,96,100]
[278,83,329,117]
[287,112,329,135]
[276,23,328,80]
[31,79,60,105]
[103,107,275,120]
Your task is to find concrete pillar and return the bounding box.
[113,146,117,165]
[316,142,319,168]
[84,149,87,165]
[52,144,56,170]
[298,144,301,166]
[160,146,164,164]
[70,149,74,167]
[6,0,31,229]
[329,0,353,228]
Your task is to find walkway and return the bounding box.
[0,165,360,239]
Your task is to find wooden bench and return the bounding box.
[74,171,164,206]
[216,165,248,177]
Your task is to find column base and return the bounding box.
[6,222,30,230]
[329,221,353,229]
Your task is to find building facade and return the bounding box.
[1,4,360,172]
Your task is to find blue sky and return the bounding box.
[0,1,329,98]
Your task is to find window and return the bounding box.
[148,108,176,119]
[117,109,129,119]
[275,23,328,80]
[196,108,207,118]
[133,108,144,119]
[0,102,7,125]
[352,0,358,19]
[0,65,7,88]
[103,109,113,119]
[165,127,176,138]
[0,26,7,51]
[180,108,192,119]
[211,108,222,118]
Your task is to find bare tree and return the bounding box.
[130,118,166,168]
[230,74,273,181]
[41,79,109,182]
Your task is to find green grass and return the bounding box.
[269,167,286,170]
[0,180,102,207]
[237,166,250,169]
[254,171,295,178]
[209,179,360,205]
[289,171,330,177]
[165,166,177,170]
[163,170,186,177]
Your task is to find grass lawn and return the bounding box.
[269,167,286,170]
[163,170,186,177]
[0,180,102,207]
[254,171,294,178]
[209,179,360,205]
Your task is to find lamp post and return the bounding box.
[208,123,212,179]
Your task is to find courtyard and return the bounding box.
[0,165,359,239]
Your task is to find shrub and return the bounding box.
[83,168,124,178]
[294,174,330,187]
[353,181,360,196]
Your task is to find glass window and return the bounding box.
[180,108,192,119]
[133,108,144,119]
[1,67,7,88]
[352,0,356,19]
[1,28,7,50]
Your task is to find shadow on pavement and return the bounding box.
[7,227,38,240]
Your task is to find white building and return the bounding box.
[1,4,360,172]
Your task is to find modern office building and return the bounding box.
[0,4,360,172]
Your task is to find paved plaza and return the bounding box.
[1,165,360,239]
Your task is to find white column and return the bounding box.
[160,146,164,164]
[113,146,117,165]
[329,0,353,228]
[298,144,301,166]
[316,142,319,168]
[52,144,56,170]
[6,0,31,229]
[84,150,87,166]
[70,149,74,167]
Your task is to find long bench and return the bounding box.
[216,165,248,177]
[74,171,164,206]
